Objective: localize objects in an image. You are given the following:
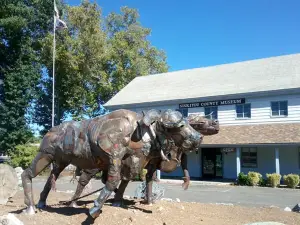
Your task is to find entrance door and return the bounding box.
[202,148,223,179]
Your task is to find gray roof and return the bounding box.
[104,53,300,108]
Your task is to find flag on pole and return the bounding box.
[54,0,67,29]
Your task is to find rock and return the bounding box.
[123,195,130,199]
[14,167,23,187]
[158,206,163,211]
[292,203,300,212]
[181,205,185,210]
[176,198,180,202]
[0,213,24,225]
[161,198,173,202]
[284,207,292,212]
[129,217,135,222]
[0,164,19,205]
[216,203,233,206]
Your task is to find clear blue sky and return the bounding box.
[66,0,300,72]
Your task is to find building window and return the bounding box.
[271,101,288,117]
[204,106,218,120]
[236,103,251,119]
[176,108,188,117]
[241,147,257,168]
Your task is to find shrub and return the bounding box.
[283,174,300,188]
[258,177,267,187]
[237,172,250,186]
[247,171,262,186]
[8,143,39,169]
[266,173,281,188]
[140,169,147,181]
[95,171,103,180]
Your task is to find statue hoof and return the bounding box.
[140,199,153,205]
[69,201,80,208]
[22,206,36,215]
[89,206,101,219]
[36,201,46,209]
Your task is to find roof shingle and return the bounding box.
[104,53,300,107]
[202,123,300,145]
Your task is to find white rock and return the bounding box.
[123,195,130,199]
[161,198,173,202]
[0,213,24,225]
[216,203,234,206]
[176,198,180,202]
[14,167,23,187]
[0,164,19,205]
[158,206,163,211]
[284,207,292,212]
[181,205,185,210]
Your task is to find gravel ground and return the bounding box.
[1,190,300,225]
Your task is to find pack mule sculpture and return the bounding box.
[68,113,219,207]
[21,109,218,218]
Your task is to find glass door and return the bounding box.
[202,148,223,179]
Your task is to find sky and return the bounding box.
[65,0,300,72]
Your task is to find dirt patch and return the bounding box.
[1,190,300,225]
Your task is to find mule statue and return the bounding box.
[21,109,217,218]
[68,113,219,207]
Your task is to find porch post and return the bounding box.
[236,147,241,177]
[156,169,161,180]
[275,147,280,174]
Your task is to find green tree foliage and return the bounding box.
[0,0,54,153]
[35,1,169,134]
[9,143,39,169]
[105,6,168,97]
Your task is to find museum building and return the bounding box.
[104,53,300,180]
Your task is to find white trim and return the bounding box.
[275,147,280,174]
[236,147,241,177]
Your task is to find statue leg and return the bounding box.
[89,151,125,218]
[181,153,190,190]
[112,179,129,207]
[142,164,156,205]
[36,163,68,209]
[69,169,100,208]
[21,152,54,215]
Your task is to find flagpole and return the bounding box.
[52,1,56,128]
[51,0,56,171]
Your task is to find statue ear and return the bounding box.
[143,109,162,126]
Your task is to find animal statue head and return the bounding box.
[187,113,219,136]
[141,109,220,158]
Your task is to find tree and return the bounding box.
[34,1,169,134]
[34,0,108,134]
[105,6,168,98]
[0,0,54,153]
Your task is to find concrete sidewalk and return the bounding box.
[159,178,233,186]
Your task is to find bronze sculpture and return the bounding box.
[21,109,219,218]
[68,114,219,208]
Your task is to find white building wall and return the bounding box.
[223,146,300,179]
[160,151,201,179]
[119,92,300,180]
[127,93,300,126]
[240,147,275,178]
[215,94,300,125]
[223,152,237,179]
[279,146,300,176]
